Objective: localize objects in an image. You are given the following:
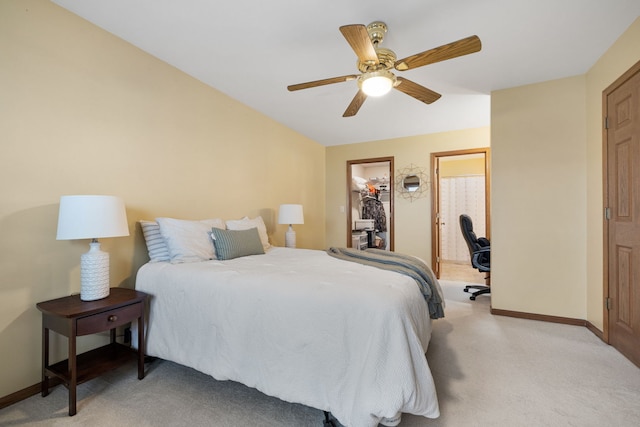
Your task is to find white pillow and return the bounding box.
[225,216,271,251]
[156,217,225,263]
[351,175,368,191]
[139,220,170,262]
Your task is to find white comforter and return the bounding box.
[134,247,440,426]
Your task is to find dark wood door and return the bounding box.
[605,60,640,367]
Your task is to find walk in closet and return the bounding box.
[347,157,394,251]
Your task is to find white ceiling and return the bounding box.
[52,0,640,146]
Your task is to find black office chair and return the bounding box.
[459,214,491,300]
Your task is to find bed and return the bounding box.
[133,217,443,427]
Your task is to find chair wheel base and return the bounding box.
[464,284,490,301]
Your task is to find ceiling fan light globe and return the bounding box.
[359,70,396,97]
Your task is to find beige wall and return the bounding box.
[490,16,640,325]
[439,157,485,177]
[325,128,491,261]
[491,76,588,318]
[0,0,325,397]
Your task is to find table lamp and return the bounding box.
[278,204,304,248]
[56,195,129,301]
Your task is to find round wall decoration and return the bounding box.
[395,164,429,201]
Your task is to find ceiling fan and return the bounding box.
[287,22,481,117]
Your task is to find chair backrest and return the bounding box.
[459,214,481,258]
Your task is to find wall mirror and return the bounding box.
[347,157,394,251]
[403,175,421,192]
[396,164,429,202]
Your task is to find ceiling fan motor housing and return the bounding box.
[358,22,396,74]
[366,21,387,45]
[357,47,397,73]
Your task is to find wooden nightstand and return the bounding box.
[36,287,148,416]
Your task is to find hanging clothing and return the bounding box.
[362,197,387,232]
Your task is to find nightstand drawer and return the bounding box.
[76,302,142,336]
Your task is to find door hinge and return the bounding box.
[606,297,612,311]
[604,207,611,220]
[604,116,609,129]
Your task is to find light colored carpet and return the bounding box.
[2,280,639,426]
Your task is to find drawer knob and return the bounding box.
[108,315,118,322]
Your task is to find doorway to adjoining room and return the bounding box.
[431,149,490,284]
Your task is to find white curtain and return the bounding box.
[440,175,486,263]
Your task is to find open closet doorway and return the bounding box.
[431,148,490,282]
[347,157,394,251]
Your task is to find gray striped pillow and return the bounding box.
[210,227,265,260]
[139,220,171,262]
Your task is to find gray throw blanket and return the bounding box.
[326,247,445,319]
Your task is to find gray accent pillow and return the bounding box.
[210,227,265,260]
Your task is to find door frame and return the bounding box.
[346,157,395,251]
[430,148,491,278]
[602,58,640,343]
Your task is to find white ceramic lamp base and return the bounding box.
[285,226,296,248]
[80,241,110,301]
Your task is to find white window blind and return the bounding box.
[440,176,486,262]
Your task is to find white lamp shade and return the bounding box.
[57,195,129,240]
[359,70,396,97]
[278,204,304,225]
